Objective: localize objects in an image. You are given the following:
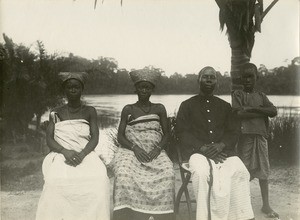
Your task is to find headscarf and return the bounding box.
[58,72,87,88]
[129,69,160,87]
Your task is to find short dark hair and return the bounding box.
[197,66,216,82]
[242,63,258,76]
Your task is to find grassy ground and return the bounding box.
[1,143,299,220]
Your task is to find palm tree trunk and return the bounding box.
[230,47,251,90]
[215,0,280,91]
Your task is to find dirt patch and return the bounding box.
[1,144,299,220]
[1,191,41,220]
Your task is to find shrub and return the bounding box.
[268,115,300,165]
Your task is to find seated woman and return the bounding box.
[113,69,175,220]
[36,72,110,220]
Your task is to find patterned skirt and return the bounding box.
[113,114,175,214]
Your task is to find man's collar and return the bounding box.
[197,93,214,100]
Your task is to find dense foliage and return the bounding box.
[268,115,300,165]
[1,34,299,141]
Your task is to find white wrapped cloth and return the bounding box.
[189,154,254,220]
[36,119,110,220]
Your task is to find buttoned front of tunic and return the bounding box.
[176,94,239,160]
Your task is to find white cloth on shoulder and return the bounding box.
[189,154,254,220]
[36,119,110,220]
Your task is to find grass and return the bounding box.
[1,132,45,191]
[268,115,300,165]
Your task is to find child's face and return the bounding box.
[241,69,256,92]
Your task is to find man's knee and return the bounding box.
[227,156,250,178]
[189,154,210,177]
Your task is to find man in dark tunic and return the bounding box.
[176,66,254,220]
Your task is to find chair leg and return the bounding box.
[184,173,192,220]
[174,183,184,213]
[175,171,192,214]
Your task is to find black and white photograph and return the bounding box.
[0,0,299,219]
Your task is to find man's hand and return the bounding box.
[133,145,151,163]
[212,152,227,164]
[199,143,227,164]
[204,142,225,158]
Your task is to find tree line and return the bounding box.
[0,34,299,141]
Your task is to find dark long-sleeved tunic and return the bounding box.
[176,94,239,160]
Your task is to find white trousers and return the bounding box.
[189,154,254,220]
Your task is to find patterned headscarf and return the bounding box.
[129,69,160,87]
[59,72,87,88]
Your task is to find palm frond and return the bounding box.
[219,10,226,31]
[262,0,279,20]
[94,0,123,8]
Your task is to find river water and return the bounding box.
[79,94,300,128]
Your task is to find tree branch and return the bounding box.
[262,0,279,21]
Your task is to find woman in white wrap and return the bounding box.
[36,72,110,220]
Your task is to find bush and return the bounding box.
[268,115,300,165]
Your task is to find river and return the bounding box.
[78,94,300,129]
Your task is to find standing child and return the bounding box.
[232,63,279,219]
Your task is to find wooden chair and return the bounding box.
[168,117,196,220]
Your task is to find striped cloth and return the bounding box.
[189,154,254,220]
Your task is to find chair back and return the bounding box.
[167,116,185,164]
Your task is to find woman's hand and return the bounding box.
[62,149,82,167]
[149,147,161,161]
[71,151,87,166]
[77,151,87,162]
[133,145,151,163]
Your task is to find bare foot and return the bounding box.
[261,206,279,218]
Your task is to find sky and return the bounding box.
[0,0,299,76]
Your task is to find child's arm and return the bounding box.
[236,109,266,119]
[232,91,265,119]
[244,106,277,117]
[232,91,277,118]
[244,93,277,118]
